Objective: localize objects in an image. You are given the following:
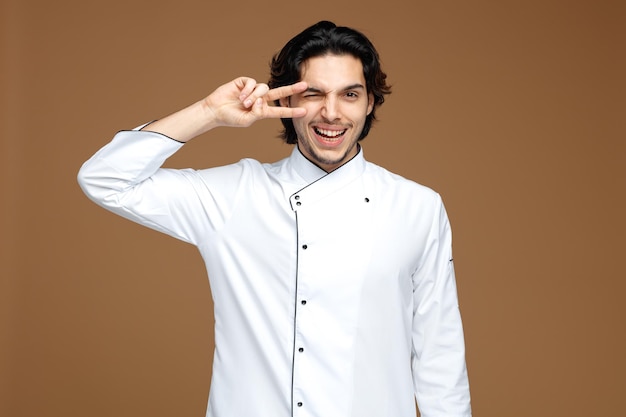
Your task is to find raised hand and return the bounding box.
[203,77,308,128]
[141,77,307,143]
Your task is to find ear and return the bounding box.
[367,93,374,115]
[279,96,290,108]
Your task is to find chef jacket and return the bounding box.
[77,128,472,417]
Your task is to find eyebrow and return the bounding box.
[304,83,366,94]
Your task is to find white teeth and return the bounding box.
[315,128,346,138]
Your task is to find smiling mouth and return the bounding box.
[314,127,347,141]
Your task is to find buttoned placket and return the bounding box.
[290,191,308,416]
[288,187,372,417]
[286,147,369,417]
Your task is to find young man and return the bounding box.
[78,21,471,417]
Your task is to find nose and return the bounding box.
[321,96,340,121]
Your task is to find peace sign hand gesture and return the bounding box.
[141,77,307,143]
[204,77,307,128]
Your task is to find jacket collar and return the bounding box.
[286,145,367,211]
[289,145,366,182]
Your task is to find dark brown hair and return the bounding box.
[269,21,392,144]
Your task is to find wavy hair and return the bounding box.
[269,21,391,144]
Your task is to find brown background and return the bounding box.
[2,0,624,416]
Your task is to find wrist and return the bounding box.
[198,98,221,131]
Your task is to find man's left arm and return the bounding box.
[411,195,472,417]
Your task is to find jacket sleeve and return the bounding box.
[77,128,242,245]
[411,194,472,416]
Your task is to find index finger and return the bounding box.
[265,81,308,102]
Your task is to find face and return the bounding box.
[281,54,374,172]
